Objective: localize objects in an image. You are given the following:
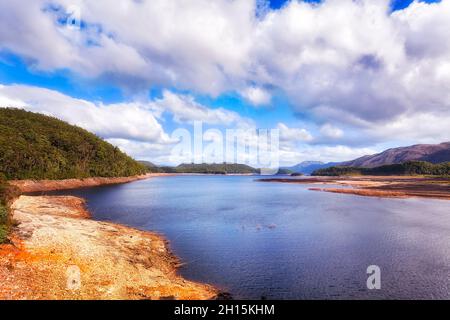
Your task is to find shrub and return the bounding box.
[0,224,7,244]
[0,204,8,244]
[0,180,20,244]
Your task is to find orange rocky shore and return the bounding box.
[0,175,218,300]
[9,173,174,193]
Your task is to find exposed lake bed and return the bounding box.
[0,194,217,300]
[258,175,450,200]
[46,175,450,299]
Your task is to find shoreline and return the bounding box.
[9,173,175,193]
[1,174,220,300]
[258,176,450,200]
[0,194,218,300]
[9,173,261,193]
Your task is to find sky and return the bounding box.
[0,0,449,166]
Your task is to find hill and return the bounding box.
[176,163,258,174]
[312,161,450,176]
[339,142,450,168]
[138,160,158,168]
[140,162,259,174]
[137,161,164,173]
[0,108,148,180]
[282,161,338,175]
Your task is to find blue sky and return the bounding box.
[0,0,449,165]
[268,0,441,10]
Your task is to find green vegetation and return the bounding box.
[312,161,450,176]
[140,162,295,175]
[290,172,303,177]
[138,161,158,171]
[276,168,293,175]
[0,178,20,244]
[137,161,176,173]
[0,204,7,244]
[140,162,259,174]
[0,108,148,180]
[312,166,363,176]
[175,163,258,174]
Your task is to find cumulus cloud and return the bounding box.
[0,0,256,94]
[278,144,378,166]
[0,84,172,143]
[364,111,450,144]
[105,138,176,164]
[154,90,253,127]
[277,123,313,142]
[1,0,450,159]
[320,123,344,139]
[240,86,272,106]
[254,0,450,128]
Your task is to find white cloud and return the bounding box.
[279,144,377,166]
[320,124,344,139]
[251,0,450,127]
[106,138,176,164]
[240,86,272,106]
[154,90,253,127]
[0,0,256,94]
[277,123,313,143]
[0,84,172,144]
[365,111,450,144]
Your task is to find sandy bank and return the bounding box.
[9,173,173,193]
[0,195,217,300]
[258,176,450,200]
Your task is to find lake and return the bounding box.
[47,175,450,299]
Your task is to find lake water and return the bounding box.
[48,175,450,299]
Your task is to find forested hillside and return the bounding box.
[0,108,148,180]
[176,163,258,174]
[140,162,259,174]
[312,161,450,176]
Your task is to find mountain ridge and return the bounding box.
[339,142,450,168]
[282,142,450,174]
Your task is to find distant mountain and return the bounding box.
[283,161,337,175]
[283,142,450,174]
[339,142,450,168]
